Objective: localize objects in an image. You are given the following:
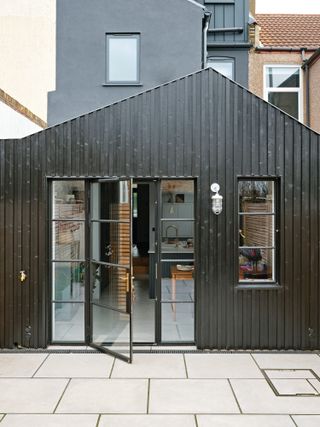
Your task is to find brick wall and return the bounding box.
[249,50,316,128]
[309,58,320,133]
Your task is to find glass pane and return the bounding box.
[266,67,299,88]
[91,181,130,221]
[161,261,194,302]
[52,181,85,219]
[161,220,194,251]
[92,305,130,358]
[161,303,194,342]
[207,59,234,79]
[53,221,85,260]
[52,303,84,341]
[268,92,299,119]
[92,263,129,312]
[239,214,274,247]
[239,181,274,213]
[91,221,130,266]
[239,249,275,281]
[132,276,155,342]
[108,36,138,82]
[161,180,194,219]
[52,262,85,301]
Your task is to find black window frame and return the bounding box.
[236,177,281,290]
[105,33,141,86]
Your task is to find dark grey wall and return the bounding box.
[48,0,204,125]
[205,0,250,87]
[207,48,248,86]
[1,69,320,350]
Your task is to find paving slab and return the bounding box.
[149,379,239,414]
[99,415,196,427]
[0,378,68,413]
[292,415,320,426]
[185,354,263,378]
[231,379,320,414]
[271,379,317,395]
[0,354,48,377]
[34,353,114,378]
[309,379,320,393]
[196,415,295,427]
[252,354,320,376]
[112,354,186,378]
[56,378,148,413]
[0,414,98,426]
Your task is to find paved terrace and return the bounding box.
[0,349,320,426]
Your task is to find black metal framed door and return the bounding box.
[89,179,133,362]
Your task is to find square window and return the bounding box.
[106,34,140,84]
[264,66,301,120]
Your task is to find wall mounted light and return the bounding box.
[211,183,223,215]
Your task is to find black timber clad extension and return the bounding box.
[0,68,320,349]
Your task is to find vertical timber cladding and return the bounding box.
[0,68,320,349]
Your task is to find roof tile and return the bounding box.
[256,14,320,49]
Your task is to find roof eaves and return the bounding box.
[0,89,47,128]
[184,0,206,10]
[302,47,320,68]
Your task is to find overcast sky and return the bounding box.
[256,0,320,14]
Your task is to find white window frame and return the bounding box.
[105,33,140,85]
[263,64,303,122]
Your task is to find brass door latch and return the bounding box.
[19,270,27,283]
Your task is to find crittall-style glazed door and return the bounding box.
[89,179,133,362]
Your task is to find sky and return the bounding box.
[256,0,320,14]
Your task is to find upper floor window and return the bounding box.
[264,66,302,121]
[207,57,234,80]
[106,34,140,84]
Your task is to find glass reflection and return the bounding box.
[92,305,130,357]
[92,263,129,312]
[52,181,85,219]
[239,249,274,281]
[53,221,85,260]
[52,303,84,341]
[161,303,194,342]
[52,262,85,301]
[91,222,130,266]
[239,181,274,213]
[91,181,130,221]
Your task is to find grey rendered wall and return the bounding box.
[207,48,248,86]
[48,0,204,125]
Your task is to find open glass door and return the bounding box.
[89,179,133,362]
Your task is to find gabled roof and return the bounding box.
[256,14,320,49]
[0,89,47,128]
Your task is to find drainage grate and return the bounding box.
[262,369,320,397]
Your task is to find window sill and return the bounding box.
[235,283,282,291]
[102,83,143,87]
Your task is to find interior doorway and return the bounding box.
[132,179,195,345]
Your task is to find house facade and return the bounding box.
[1,68,320,361]
[249,13,320,133]
[48,0,251,126]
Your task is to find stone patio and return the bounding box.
[0,351,320,426]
